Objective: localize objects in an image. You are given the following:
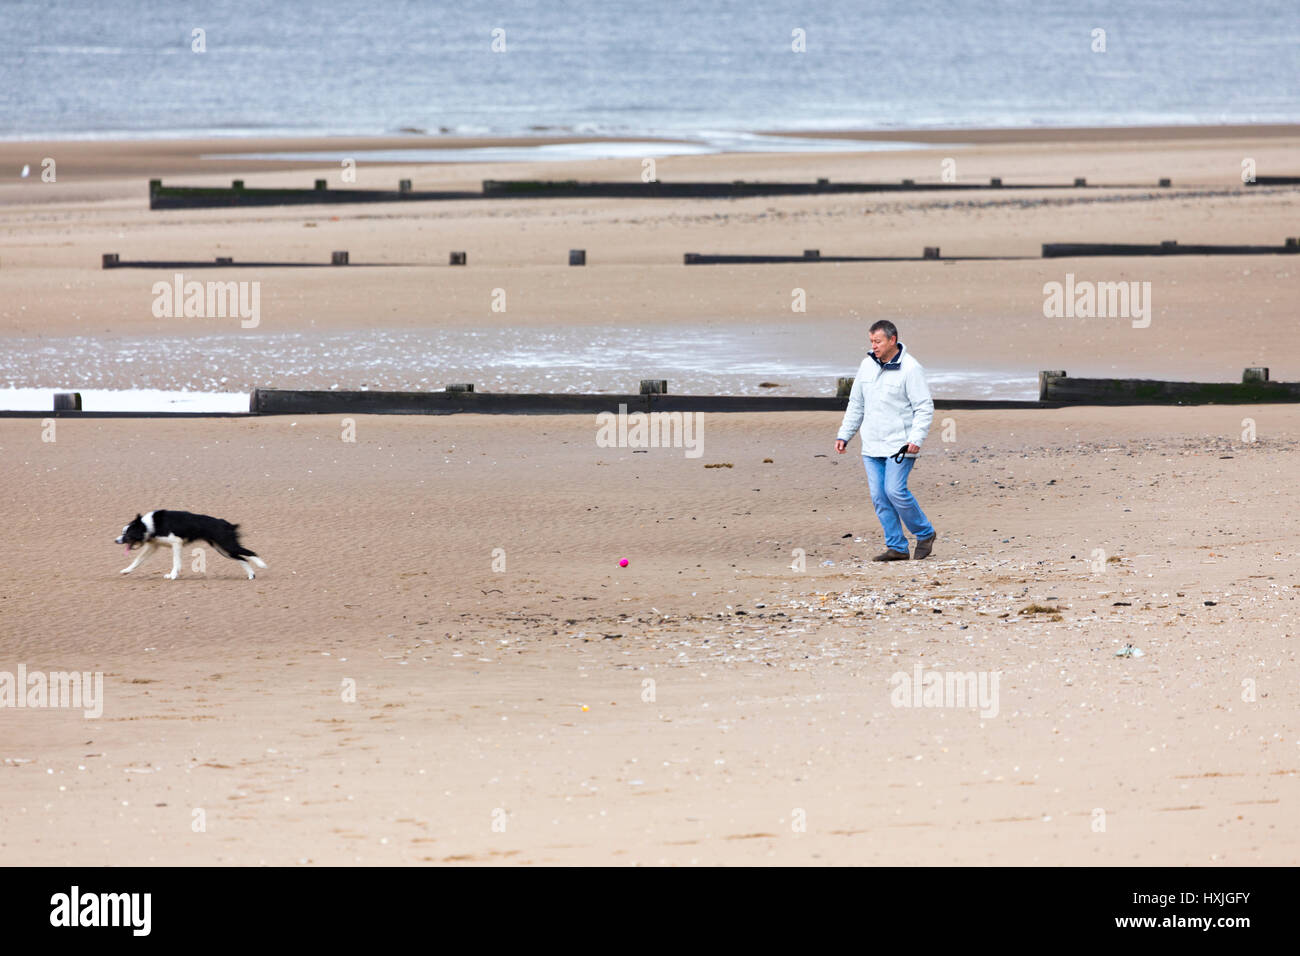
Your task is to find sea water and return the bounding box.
[2,0,1296,141]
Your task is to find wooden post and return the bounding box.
[102,253,119,269]
[445,383,474,392]
[1074,177,1087,187]
[232,179,244,189]
[54,392,81,411]
[923,246,940,259]
[816,177,829,185]
[902,178,915,186]
[1161,240,1178,249]
[1287,237,1298,249]
[640,379,667,394]
[1243,367,1269,383]
[315,179,327,190]
[1032,373,1298,404]
[1039,370,1067,401]
[683,253,700,264]
[803,249,820,259]
[569,249,586,266]
[449,251,467,265]
[215,256,233,265]
[399,179,412,193]
[1159,178,1172,187]
[331,251,349,265]
[990,177,1002,187]
[836,377,854,398]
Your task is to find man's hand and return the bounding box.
[906,443,920,455]
[835,439,847,454]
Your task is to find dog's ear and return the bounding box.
[135,513,142,520]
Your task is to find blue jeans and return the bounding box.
[863,455,934,553]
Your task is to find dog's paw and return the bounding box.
[163,572,178,580]
[119,567,134,575]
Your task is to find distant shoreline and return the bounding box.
[4,121,1298,146]
[4,123,1298,179]
[764,123,1300,143]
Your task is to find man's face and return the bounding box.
[870,330,897,359]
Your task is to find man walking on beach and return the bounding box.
[835,320,937,561]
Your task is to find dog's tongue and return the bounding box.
[124,545,130,557]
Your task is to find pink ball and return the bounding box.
[619,559,629,567]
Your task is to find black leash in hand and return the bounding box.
[891,444,911,464]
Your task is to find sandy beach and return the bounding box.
[1,406,1297,865]
[2,127,1298,392]
[1,126,1298,865]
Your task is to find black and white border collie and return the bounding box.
[116,510,267,580]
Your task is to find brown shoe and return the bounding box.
[913,533,937,560]
[872,549,910,562]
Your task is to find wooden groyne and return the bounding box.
[148,176,1172,210]
[12,371,1298,418]
[105,240,1299,269]
[477,178,1127,198]
[1038,369,1300,404]
[685,248,1016,264]
[102,252,362,269]
[685,237,1299,265]
[249,387,844,415]
[1043,239,1299,258]
[686,238,1299,265]
[149,178,477,209]
[247,387,1056,415]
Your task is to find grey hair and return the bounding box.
[869,320,898,341]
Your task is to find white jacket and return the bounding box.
[836,343,935,457]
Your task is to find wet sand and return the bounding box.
[2,127,1298,394]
